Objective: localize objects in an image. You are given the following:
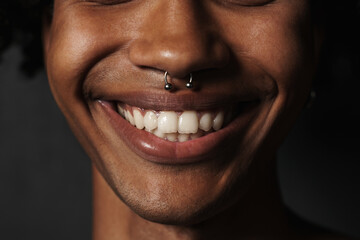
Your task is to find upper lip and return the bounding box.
[89,91,260,111]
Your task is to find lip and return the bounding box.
[92,97,260,165]
[91,89,262,111]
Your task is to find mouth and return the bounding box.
[93,92,260,165]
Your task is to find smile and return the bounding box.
[117,103,233,142]
[94,95,260,164]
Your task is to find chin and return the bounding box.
[95,146,253,227]
[121,184,237,226]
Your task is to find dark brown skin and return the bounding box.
[42,0,345,239]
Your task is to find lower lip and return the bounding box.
[94,100,257,165]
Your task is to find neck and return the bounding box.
[92,158,291,240]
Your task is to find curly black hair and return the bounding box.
[0,0,359,80]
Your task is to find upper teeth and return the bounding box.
[117,104,225,142]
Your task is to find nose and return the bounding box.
[128,1,229,80]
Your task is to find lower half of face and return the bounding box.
[45,0,318,225]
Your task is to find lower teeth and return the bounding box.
[149,130,207,142]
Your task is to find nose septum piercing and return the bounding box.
[164,71,193,91]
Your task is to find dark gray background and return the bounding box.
[1,45,359,239]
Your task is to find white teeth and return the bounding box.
[178,111,198,134]
[153,128,165,138]
[213,112,224,131]
[117,103,230,142]
[144,111,158,131]
[166,133,177,142]
[117,105,125,116]
[178,134,189,142]
[133,109,144,130]
[126,110,135,126]
[199,113,212,132]
[158,111,178,133]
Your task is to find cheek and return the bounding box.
[46,19,96,109]
[218,5,316,97]
[253,22,315,93]
[45,8,133,110]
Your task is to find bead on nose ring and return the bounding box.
[186,73,193,89]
